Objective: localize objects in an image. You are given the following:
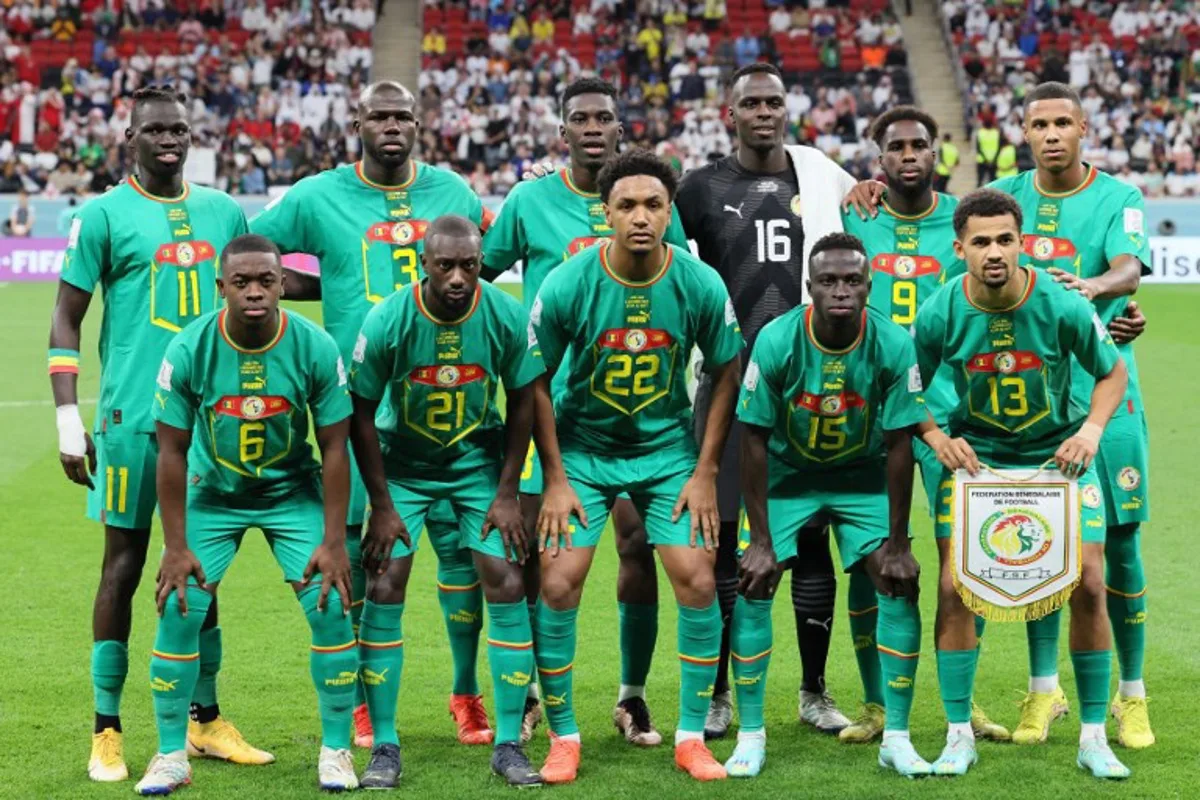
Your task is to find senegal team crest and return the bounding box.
[176,242,195,266]
[1117,467,1141,491]
[241,396,266,420]
[819,394,844,415]
[1081,484,1102,509]
[790,194,802,217]
[392,222,415,245]
[624,329,648,352]
[436,365,460,386]
[1033,237,1055,260]
[980,510,1053,566]
[893,256,916,278]
[994,351,1017,374]
[952,467,1081,623]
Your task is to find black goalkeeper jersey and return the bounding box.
[676,154,806,353]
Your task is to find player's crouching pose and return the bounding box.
[348,215,547,789]
[528,149,744,783]
[137,235,359,795]
[914,190,1131,779]
[727,233,931,778]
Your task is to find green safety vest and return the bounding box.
[976,128,1000,163]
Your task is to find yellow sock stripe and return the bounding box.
[537,662,573,676]
[312,640,358,653]
[357,638,403,650]
[731,647,772,664]
[487,638,534,651]
[437,580,482,592]
[848,605,879,617]
[351,599,365,608]
[1105,585,1147,599]
[679,653,720,666]
[877,644,920,660]
[152,649,199,662]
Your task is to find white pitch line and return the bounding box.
[0,398,97,409]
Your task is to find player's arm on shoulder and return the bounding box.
[1080,186,1151,300]
[249,185,321,300]
[480,183,523,282]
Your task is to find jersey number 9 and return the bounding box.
[891,281,916,326]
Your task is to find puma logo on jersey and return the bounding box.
[723,203,744,219]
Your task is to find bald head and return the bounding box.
[425,214,482,255]
[421,215,483,317]
[356,81,418,169]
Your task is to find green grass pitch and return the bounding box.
[1,282,1196,799]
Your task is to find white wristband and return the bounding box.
[1076,422,1104,447]
[56,403,88,457]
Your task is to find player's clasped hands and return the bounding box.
[301,542,352,615]
[483,493,529,564]
[537,479,586,557]
[155,546,206,617]
[673,471,720,551]
[362,505,410,575]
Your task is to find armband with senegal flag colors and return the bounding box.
[48,348,81,375]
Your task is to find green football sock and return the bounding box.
[150,588,210,754]
[356,598,404,747]
[346,526,367,708]
[300,585,358,750]
[435,550,483,697]
[526,601,539,699]
[975,614,986,644]
[533,601,579,736]
[91,640,128,718]
[847,570,884,706]
[1026,610,1061,679]
[936,648,977,725]
[677,600,721,734]
[1070,650,1111,725]
[877,593,921,731]
[618,601,658,690]
[1105,524,1146,683]
[486,600,535,744]
[192,626,221,709]
[730,595,773,732]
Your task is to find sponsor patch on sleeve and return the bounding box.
[908,363,923,393]
[336,357,348,386]
[743,360,760,391]
[724,298,737,326]
[156,359,174,391]
[352,333,368,363]
[530,296,543,325]
[1124,208,1144,235]
[67,217,82,249]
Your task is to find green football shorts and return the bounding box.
[186,481,325,585]
[736,463,893,571]
[382,466,504,561]
[350,441,456,530]
[914,438,943,518]
[560,441,697,548]
[1093,411,1150,525]
[87,431,158,530]
[933,462,1106,542]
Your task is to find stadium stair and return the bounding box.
[375,0,422,89]
[895,0,977,191]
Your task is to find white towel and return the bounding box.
[783,144,859,301]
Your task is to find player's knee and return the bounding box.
[157,588,212,645]
[1071,562,1106,613]
[539,569,581,610]
[368,561,410,604]
[672,566,716,606]
[483,564,525,605]
[615,525,652,562]
[937,567,968,617]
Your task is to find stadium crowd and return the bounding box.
[418,0,913,193]
[0,0,376,197]
[946,0,1200,196]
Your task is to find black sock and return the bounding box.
[95,713,121,734]
[713,521,739,698]
[792,522,837,695]
[190,702,220,724]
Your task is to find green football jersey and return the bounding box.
[349,281,544,480]
[249,161,490,364]
[843,193,964,425]
[153,309,351,498]
[60,177,249,434]
[482,167,689,308]
[913,269,1121,466]
[531,242,744,455]
[738,305,927,474]
[990,166,1150,417]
